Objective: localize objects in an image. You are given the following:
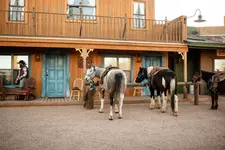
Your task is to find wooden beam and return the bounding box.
[0,37,188,52]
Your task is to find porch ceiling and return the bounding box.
[0,36,188,52]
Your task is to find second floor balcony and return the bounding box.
[0,9,187,43]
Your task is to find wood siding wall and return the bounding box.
[29,50,168,97]
[0,0,186,43]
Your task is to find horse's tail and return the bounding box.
[110,73,123,106]
[170,77,177,113]
[115,73,123,93]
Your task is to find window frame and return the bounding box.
[213,58,225,72]
[0,54,30,87]
[133,1,146,29]
[8,0,25,22]
[103,55,133,83]
[67,0,96,21]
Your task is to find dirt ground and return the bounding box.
[0,101,225,150]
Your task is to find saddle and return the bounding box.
[100,65,119,84]
[148,66,169,88]
[211,71,225,90]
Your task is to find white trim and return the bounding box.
[0,36,186,46]
[200,34,225,36]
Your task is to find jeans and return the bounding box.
[19,78,27,89]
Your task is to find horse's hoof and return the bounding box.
[109,116,113,120]
[99,110,103,113]
[149,105,155,110]
[115,111,119,114]
[173,112,178,116]
[118,115,122,119]
[157,104,161,109]
[161,109,166,113]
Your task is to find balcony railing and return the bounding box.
[0,9,186,43]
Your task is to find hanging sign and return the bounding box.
[217,49,225,56]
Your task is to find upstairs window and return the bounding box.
[67,0,96,20]
[8,0,25,21]
[133,1,146,28]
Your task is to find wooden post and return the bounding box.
[165,17,168,42]
[183,52,188,99]
[122,14,127,40]
[32,7,36,36]
[76,48,94,101]
[178,52,188,99]
[194,83,199,105]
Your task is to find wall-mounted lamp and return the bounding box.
[137,53,142,63]
[35,53,41,62]
[187,9,206,23]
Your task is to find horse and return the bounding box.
[192,70,215,90]
[192,70,225,109]
[135,66,178,116]
[85,65,127,120]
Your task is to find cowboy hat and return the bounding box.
[17,60,26,65]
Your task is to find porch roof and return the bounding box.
[186,27,225,49]
[0,36,188,52]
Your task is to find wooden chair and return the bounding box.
[0,75,6,100]
[14,77,36,100]
[70,78,84,101]
[133,80,142,96]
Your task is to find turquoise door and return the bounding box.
[46,55,67,97]
[142,56,161,96]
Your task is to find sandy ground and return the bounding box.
[0,101,225,150]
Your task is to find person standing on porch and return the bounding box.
[15,60,29,89]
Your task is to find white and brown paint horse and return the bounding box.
[85,65,127,120]
[136,66,178,116]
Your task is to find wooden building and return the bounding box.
[186,22,225,94]
[0,0,188,98]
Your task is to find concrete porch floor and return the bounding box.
[0,94,225,107]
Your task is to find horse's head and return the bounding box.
[192,70,202,83]
[135,67,147,83]
[85,65,97,81]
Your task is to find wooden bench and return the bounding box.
[2,78,36,101]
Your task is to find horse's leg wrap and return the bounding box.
[99,90,105,113]
[109,93,114,120]
[149,87,155,109]
[161,92,167,113]
[118,93,124,119]
[109,105,113,120]
[115,103,119,113]
[156,90,161,109]
[150,97,155,109]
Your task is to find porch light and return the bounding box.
[137,53,142,63]
[35,53,41,62]
[187,9,206,23]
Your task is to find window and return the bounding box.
[67,0,96,20]
[104,57,132,82]
[214,59,225,71]
[133,2,146,28]
[8,0,25,21]
[0,55,29,86]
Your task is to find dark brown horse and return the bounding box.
[192,70,225,109]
